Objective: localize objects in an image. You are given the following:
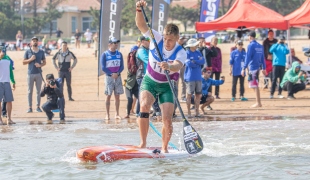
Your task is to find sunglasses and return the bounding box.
[238,44,243,46]
[111,42,118,44]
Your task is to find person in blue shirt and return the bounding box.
[229,40,248,102]
[242,31,266,108]
[194,67,224,115]
[100,37,124,120]
[184,38,205,117]
[269,36,289,99]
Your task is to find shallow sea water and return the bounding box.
[1,119,310,180]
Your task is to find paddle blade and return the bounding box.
[183,119,204,154]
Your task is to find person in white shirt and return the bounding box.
[84,29,93,48]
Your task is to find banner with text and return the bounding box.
[98,0,123,76]
[152,0,171,34]
[199,0,220,42]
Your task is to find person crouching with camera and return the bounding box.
[40,74,65,124]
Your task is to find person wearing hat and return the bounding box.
[280,61,307,99]
[269,35,289,99]
[241,31,266,108]
[40,74,65,124]
[100,37,124,120]
[184,38,205,117]
[229,40,248,102]
[23,36,46,113]
[0,46,16,125]
[263,29,278,89]
[52,41,77,101]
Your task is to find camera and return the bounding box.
[49,79,56,86]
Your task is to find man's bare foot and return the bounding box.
[200,108,207,115]
[161,148,169,153]
[137,143,146,148]
[115,115,122,119]
[124,115,130,118]
[7,119,16,125]
[130,110,135,114]
[105,115,110,120]
[250,103,262,108]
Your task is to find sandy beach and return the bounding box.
[4,39,310,123]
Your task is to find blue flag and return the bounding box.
[198,0,220,42]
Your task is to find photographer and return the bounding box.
[280,62,307,100]
[40,74,65,124]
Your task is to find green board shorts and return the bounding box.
[140,75,174,104]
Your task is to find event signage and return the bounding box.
[98,0,123,76]
[199,0,220,42]
[152,0,171,34]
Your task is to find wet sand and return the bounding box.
[5,39,310,123]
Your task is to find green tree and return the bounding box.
[120,0,152,34]
[169,4,199,32]
[0,0,21,40]
[89,7,100,31]
[44,0,64,37]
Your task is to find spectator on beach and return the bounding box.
[184,38,205,117]
[75,29,81,49]
[23,37,46,113]
[263,29,277,89]
[178,34,187,102]
[84,29,93,49]
[1,52,15,119]
[52,41,77,101]
[43,44,52,56]
[131,37,142,52]
[42,35,47,48]
[198,37,217,68]
[289,48,302,65]
[124,67,139,119]
[304,48,310,58]
[242,31,266,108]
[269,36,289,99]
[15,30,23,51]
[40,74,65,124]
[93,32,99,57]
[135,36,150,116]
[280,61,307,99]
[229,40,248,102]
[100,37,124,120]
[56,28,63,38]
[0,46,16,125]
[57,38,63,49]
[210,37,222,99]
[196,67,224,115]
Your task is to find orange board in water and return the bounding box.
[76,145,192,162]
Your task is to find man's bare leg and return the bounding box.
[186,94,192,117]
[131,97,137,114]
[115,94,122,119]
[200,96,214,115]
[6,102,15,125]
[137,91,155,148]
[195,94,202,116]
[251,88,262,108]
[160,102,174,153]
[105,95,111,120]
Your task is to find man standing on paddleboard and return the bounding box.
[135,0,187,153]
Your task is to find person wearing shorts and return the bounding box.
[84,29,92,48]
[242,31,266,108]
[136,0,187,153]
[100,37,124,120]
[194,67,224,115]
[184,38,205,117]
[0,46,16,125]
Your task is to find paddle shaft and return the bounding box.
[140,7,186,120]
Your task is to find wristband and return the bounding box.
[136,9,142,12]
